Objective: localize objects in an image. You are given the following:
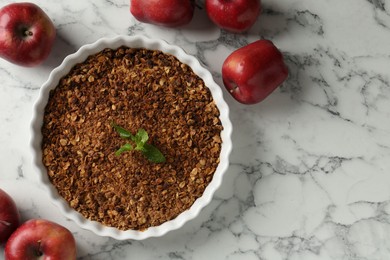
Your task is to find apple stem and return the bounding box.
[35,240,44,257]
[229,82,239,93]
[0,220,11,226]
[24,30,33,37]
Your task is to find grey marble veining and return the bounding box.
[1,0,390,259]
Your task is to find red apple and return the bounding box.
[0,2,56,67]
[206,0,261,33]
[222,39,288,104]
[5,219,77,260]
[0,188,20,244]
[130,0,194,27]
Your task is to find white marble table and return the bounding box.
[1,0,390,259]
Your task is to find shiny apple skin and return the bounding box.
[222,40,288,104]
[130,0,194,27]
[206,0,261,33]
[0,2,56,67]
[5,219,77,260]
[0,188,20,244]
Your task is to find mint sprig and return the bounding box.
[111,123,166,163]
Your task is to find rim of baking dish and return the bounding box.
[30,35,232,240]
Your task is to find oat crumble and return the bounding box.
[41,47,223,231]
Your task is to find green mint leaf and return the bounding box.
[142,143,166,163]
[115,143,133,156]
[112,122,166,163]
[134,144,147,152]
[111,123,133,139]
[135,128,149,145]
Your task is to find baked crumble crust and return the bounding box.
[42,47,222,231]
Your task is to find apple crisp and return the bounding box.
[41,47,222,231]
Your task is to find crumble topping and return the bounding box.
[41,47,222,231]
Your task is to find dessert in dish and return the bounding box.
[41,46,223,231]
